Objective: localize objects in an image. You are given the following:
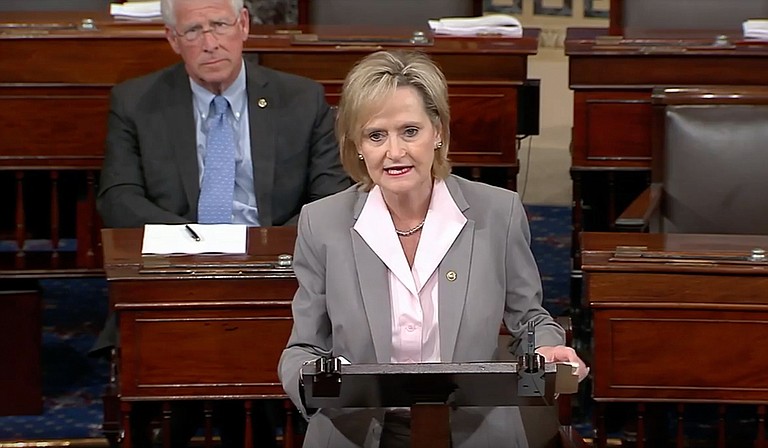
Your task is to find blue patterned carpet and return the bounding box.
[0,278,109,438]
[526,205,571,318]
[0,205,573,440]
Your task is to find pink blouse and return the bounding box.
[354,180,467,363]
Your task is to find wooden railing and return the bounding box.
[0,82,109,278]
[0,19,541,273]
[0,169,103,277]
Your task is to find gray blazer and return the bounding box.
[278,175,565,447]
[97,57,350,228]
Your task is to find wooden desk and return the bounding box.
[101,226,298,447]
[101,226,590,447]
[581,232,768,448]
[565,28,768,300]
[0,13,538,276]
[0,281,41,416]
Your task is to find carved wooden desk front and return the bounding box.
[102,226,298,447]
[582,232,768,448]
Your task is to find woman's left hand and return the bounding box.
[535,345,589,382]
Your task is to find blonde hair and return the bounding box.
[336,51,451,190]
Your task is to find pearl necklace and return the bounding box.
[395,219,426,237]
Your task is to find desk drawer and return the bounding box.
[587,271,768,306]
[120,307,292,400]
[111,277,298,307]
[593,308,768,402]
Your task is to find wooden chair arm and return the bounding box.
[615,183,662,232]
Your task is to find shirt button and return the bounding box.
[406,325,415,332]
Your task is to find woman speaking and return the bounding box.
[279,50,587,448]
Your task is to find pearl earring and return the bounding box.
[357,153,364,161]
[435,141,443,150]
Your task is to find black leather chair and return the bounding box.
[616,85,768,234]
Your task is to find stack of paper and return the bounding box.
[743,19,768,41]
[141,224,247,255]
[428,14,523,37]
[110,0,162,20]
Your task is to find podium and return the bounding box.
[302,357,582,448]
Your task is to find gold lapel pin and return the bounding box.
[446,271,457,282]
[257,98,268,108]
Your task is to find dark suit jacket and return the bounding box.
[92,58,350,355]
[97,57,350,228]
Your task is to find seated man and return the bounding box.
[93,0,350,445]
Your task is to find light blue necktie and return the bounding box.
[198,95,236,224]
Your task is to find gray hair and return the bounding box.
[161,0,245,26]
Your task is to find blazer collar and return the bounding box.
[351,230,392,363]
[349,186,389,362]
[438,220,474,361]
[351,184,368,220]
[164,63,199,215]
[244,58,277,225]
[350,175,475,362]
[436,175,474,361]
[443,175,470,213]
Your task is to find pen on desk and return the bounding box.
[184,224,201,242]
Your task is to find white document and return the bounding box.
[110,1,162,19]
[744,19,768,40]
[141,224,247,255]
[429,14,523,37]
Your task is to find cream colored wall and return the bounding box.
[517,48,574,205]
[490,0,608,205]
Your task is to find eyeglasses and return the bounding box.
[175,16,240,42]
